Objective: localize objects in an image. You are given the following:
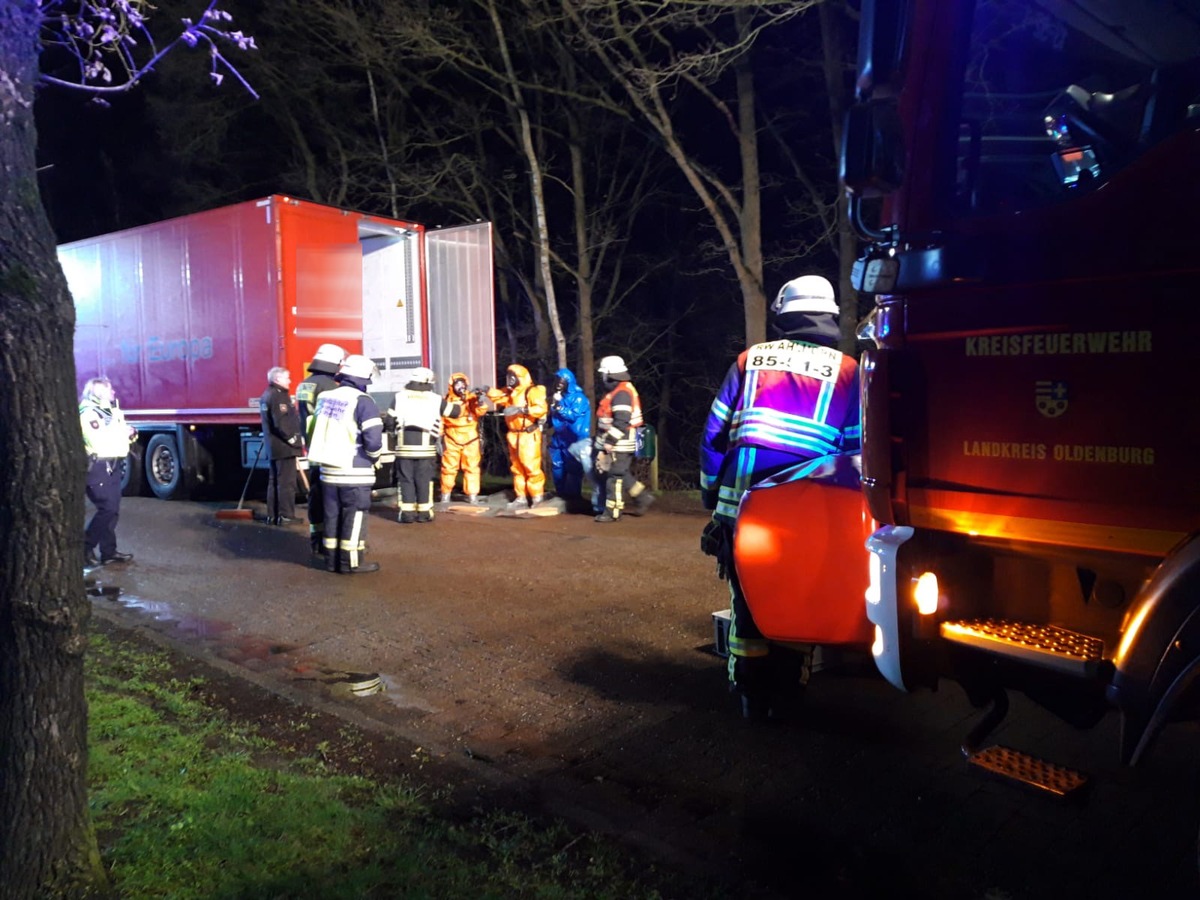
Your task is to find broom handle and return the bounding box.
[237,436,266,510]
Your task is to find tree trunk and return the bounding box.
[0,6,110,898]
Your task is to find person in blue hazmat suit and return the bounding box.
[699,275,861,721]
[547,367,592,506]
[306,354,384,574]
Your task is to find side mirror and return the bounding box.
[841,98,905,199]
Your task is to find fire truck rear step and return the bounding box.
[940,619,1105,677]
[966,744,1090,799]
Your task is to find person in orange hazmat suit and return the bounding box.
[439,372,491,506]
[487,364,549,510]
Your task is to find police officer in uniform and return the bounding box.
[295,343,346,553]
[306,355,384,574]
[391,367,461,523]
[594,356,654,522]
[259,366,302,525]
[80,376,137,567]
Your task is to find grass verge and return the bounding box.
[86,630,716,899]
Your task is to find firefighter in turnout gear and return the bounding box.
[259,366,302,525]
[487,364,549,510]
[391,367,459,523]
[295,343,345,553]
[80,376,138,567]
[594,356,654,522]
[438,372,491,507]
[699,275,861,721]
[306,354,384,574]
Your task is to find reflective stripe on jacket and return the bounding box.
[699,338,861,499]
[307,385,383,485]
[596,381,643,453]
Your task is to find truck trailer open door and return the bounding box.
[425,223,496,390]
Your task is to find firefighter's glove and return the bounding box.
[504,405,527,417]
[287,435,300,446]
[594,450,612,474]
[700,520,732,581]
[523,422,540,433]
[700,520,723,557]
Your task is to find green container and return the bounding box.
[635,424,657,460]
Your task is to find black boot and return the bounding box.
[326,547,339,573]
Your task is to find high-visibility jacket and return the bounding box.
[80,400,134,460]
[295,362,339,436]
[392,383,459,459]
[596,380,644,454]
[307,385,383,486]
[699,337,860,518]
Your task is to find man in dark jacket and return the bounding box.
[259,366,302,525]
[295,343,345,551]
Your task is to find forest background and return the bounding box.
[36,0,865,484]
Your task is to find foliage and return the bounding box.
[38,0,257,96]
[86,631,718,899]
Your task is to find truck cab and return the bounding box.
[843,0,1200,786]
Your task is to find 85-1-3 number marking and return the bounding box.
[746,343,839,382]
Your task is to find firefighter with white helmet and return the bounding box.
[594,355,654,522]
[699,274,861,721]
[295,343,346,553]
[306,354,384,574]
[390,366,460,523]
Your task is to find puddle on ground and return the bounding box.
[91,589,395,702]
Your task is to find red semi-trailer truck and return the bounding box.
[63,195,494,499]
[843,0,1200,794]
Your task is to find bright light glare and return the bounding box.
[866,551,882,605]
[914,571,940,616]
[871,625,885,657]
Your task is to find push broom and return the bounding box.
[216,437,264,520]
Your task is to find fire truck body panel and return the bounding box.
[848,0,1200,767]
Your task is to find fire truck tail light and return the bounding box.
[871,625,885,658]
[914,572,940,615]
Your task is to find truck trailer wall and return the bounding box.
[65,200,280,421]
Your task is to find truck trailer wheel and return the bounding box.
[120,443,145,497]
[145,434,188,500]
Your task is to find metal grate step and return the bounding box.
[967,744,1089,799]
[940,619,1105,677]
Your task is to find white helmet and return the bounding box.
[410,366,436,384]
[339,354,376,382]
[313,343,346,365]
[772,275,838,317]
[597,355,627,377]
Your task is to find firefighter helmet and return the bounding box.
[772,275,838,317]
[313,343,347,366]
[597,356,628,377]
[410,366,436,384]
[339,354,377,382]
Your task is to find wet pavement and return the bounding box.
[87,496,1200,899]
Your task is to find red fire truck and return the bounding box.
[63,196,494,499]
[842,0,1200,793]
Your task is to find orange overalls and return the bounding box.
[487,364,548,502]
[440,372,490,498]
